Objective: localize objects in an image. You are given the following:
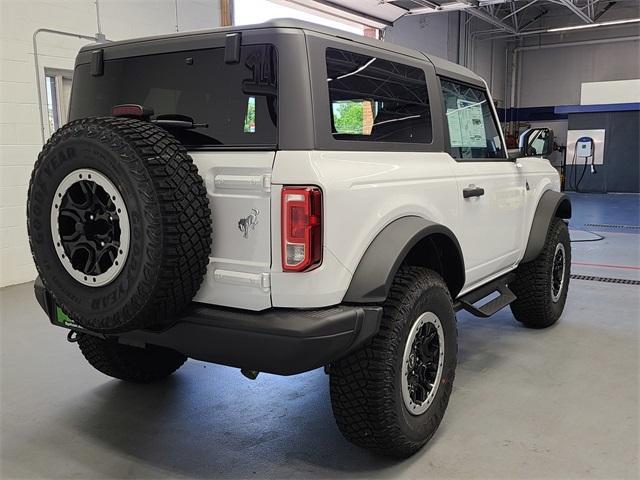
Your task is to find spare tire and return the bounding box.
[27,117,211,333]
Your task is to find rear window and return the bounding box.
[326,47,432,144]
[70,45,278,149]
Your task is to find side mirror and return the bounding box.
[519,128,554,157]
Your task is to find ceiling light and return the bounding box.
[410,2,472,14]
[440,2,473,10]
[547,17,640,32]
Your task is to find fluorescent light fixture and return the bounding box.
[547,17,640,32]
[440,2,472,10]
[410,2,471,14]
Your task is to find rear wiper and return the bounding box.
[152,114,208,129]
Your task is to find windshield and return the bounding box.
[70,45,278,149]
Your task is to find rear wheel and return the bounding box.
[77,333,187,383]
[329,267,457,458]
[510,218,571,328]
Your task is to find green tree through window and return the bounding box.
[333,101,364,134]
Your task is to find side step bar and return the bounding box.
[454,273,517,318]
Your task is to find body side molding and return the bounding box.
[522,190,572,263]
[343,216,465,304]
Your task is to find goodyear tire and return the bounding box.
[27,117,211,333]
[510,218,571,328]
[329,267,457,458]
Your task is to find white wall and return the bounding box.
[0,0,221,287]
[581,79,640,105]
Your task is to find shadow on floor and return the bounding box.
[40,366,402,478]
[29,312,527,478]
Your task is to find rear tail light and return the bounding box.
[111,104,153,119]
[281,186,322,272]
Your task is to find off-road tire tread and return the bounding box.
[330,267,456,458]
[27,117,211,332]
[77,333,187,382]
[510,218,570,328]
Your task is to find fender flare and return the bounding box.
[343,216,465,304]
[522,190,572,263]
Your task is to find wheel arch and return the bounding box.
[522,189,572,263]
[343,216,465,303]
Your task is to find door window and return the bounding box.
[441,79,505,160]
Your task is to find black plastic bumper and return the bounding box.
[34,277,382,375]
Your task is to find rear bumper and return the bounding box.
[34,277,382,375]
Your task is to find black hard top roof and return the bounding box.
[79,18,484,87]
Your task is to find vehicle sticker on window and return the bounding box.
[446,99,486,148]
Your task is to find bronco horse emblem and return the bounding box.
[238,208,260,239]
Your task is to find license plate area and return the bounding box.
[51,304,81,329]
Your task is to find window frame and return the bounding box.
[306,32,445,153]
[44,68,73,138]
[438,76,510,162]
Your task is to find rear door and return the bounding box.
[439,78,526,288]
[69,41,279,310]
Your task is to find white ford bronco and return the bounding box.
[28,19,571,458]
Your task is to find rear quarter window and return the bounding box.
[325,47,432,144]
[70,45,278,149]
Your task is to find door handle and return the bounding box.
[463,185,485,198]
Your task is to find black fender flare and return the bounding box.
[343,216,465,304]
[522,190,572,263]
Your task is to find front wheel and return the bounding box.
[510,218,571,328]
[329,267,457,458]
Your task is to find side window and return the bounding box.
[441,79,505,160]
[326,48,432,144]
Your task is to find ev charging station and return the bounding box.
[565,129,606,192]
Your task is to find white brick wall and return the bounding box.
[0,0,221,287]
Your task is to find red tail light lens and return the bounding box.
[111,104,153,119]
[281,186,322,272]
[111,104,145,117]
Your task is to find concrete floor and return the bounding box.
[1,193,639,479]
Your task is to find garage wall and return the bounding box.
[470,36,508,106]
[0,0,221,287]
[516,30,640,108]
[505,10,639,153]
[511,5,640,108]
[384,12,509,106]
[384,12,459,62]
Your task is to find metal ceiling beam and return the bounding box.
[400,0,517,34]
[594,1,616,20]
[408,0,442,8]
[556,0,595,23]
[501,0,540,20]
[462,5,518,33]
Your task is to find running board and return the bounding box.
[454,273,517,318]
